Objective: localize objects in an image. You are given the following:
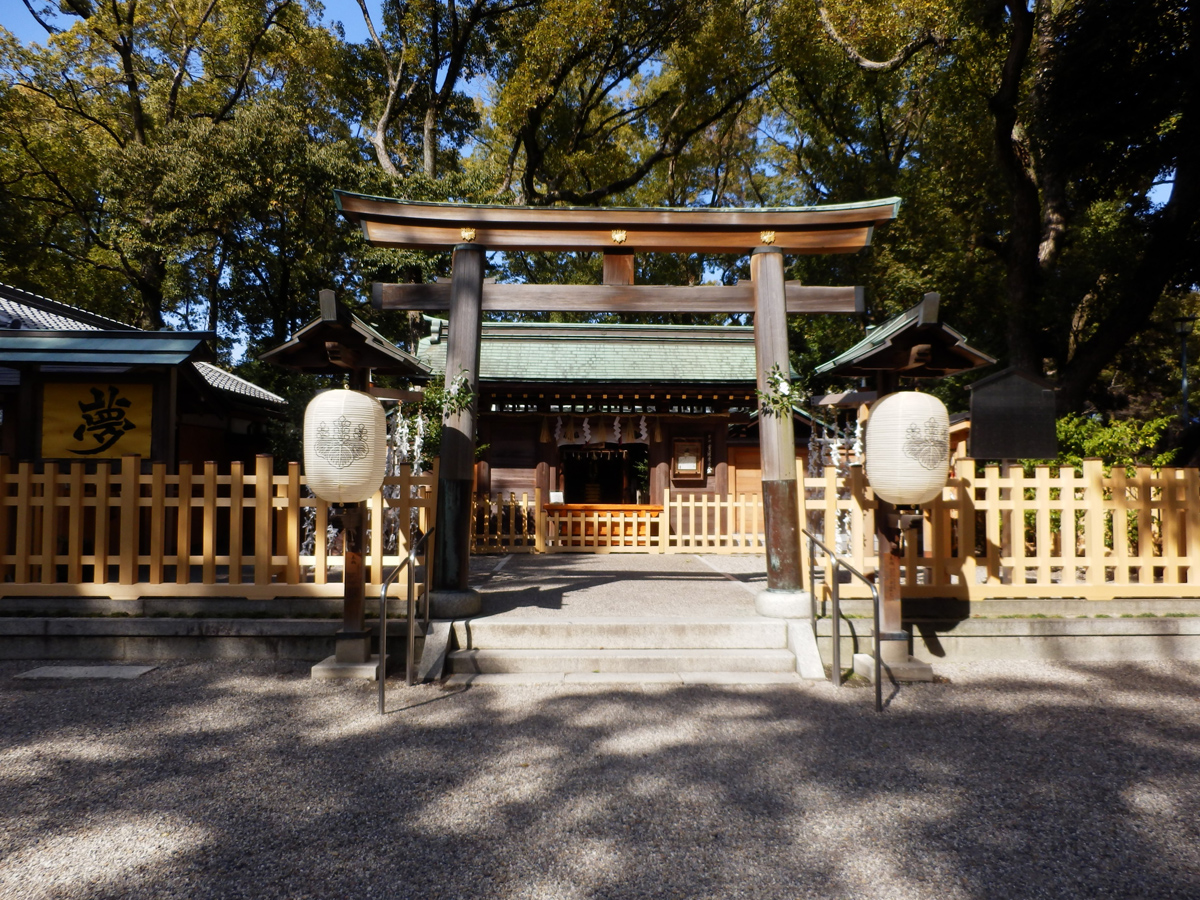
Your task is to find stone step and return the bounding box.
[446,647,797,674]
[451,616,788,650]
[445,672,803,686]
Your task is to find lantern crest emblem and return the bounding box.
[314,415,371,469]
[903,418,949,470]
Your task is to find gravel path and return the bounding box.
[2,659,1198,899]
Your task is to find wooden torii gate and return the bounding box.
[335,192,901,619]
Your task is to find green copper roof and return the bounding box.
[0,330,213,367]
[418,320,761,385]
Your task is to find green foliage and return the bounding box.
[1052,414,1177,471]
[1,0,1198,444]
[756,364,796,418]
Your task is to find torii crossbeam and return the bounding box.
[335,191,901,622]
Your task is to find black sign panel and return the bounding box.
[969,368,1058,459]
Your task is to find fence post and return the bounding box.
[1186,469,1200,584]
[93,462,111,584]
[118,456,141,585]
[659,489,670,553]
[175,462,193,585]
[254,454,272,585]
[534,487,546,553]
[0,455,9,584]
[149,461,166,584]
[40,463,57,585]
[203,462,217,584]
[229,460,244,585]
[952,458,975,591]
[14,462,31,584]
[286,460,302,588]
[67,463,84,584]
[1082,458,1106,584]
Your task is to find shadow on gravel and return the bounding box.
[1,660,1198,900]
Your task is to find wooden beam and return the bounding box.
[359,221,876,254]
[337,191,900,230]
[603,251,635,285]
[372,282,864,315]
[367,386,424,402]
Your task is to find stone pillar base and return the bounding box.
[755,589,811,619]
[334,629,372,664]
[311,654,386,681]
[852,652,934,683]
[427,588,482,619]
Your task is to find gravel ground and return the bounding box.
[472,554,764,618]
[2,658,1198,899]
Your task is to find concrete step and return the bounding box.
[0,617,423,662]
[814,615,1200,661]
[445,672,803,685]
[446,647,797,674]
[451,616,787,650]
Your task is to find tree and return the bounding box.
[803,0,1200,415]
[349,0,529,179]
[0,0,331,328]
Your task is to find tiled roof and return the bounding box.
[193,361,285,406]
[0,283,135,331]
[0,282,284,408]
[418,320,760,385]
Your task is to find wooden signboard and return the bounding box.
[42,383,153,459]
[672,439,705,480]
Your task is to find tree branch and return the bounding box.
[20,0,60,34]
[814,0,941,73]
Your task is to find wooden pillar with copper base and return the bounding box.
[750,248,808,617]
[428,243,485,618]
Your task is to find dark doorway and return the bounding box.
[560,444,648,504]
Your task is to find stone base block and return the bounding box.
[755,589,812,619]
[334,630,373,664]
[428,589,482,618]
[311,654,387,681]
[853,652,934,683]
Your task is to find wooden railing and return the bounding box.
[0,455,437,599]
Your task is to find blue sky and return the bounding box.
[2,0,375,45]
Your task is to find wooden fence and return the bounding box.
[473,460,1200,600]
[471,488,766,554]
[808,458,1200,601]
[9,453,1200,602]
[0,455,437,599]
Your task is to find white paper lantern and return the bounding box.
[303,389,388,503]
[865,391,950,506]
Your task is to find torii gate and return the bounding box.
[335,192,901,620]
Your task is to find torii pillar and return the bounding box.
[428,244,485,618]
[751,248,809,618]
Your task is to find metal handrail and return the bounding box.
[377,526,434,715]
[803,529,899,713]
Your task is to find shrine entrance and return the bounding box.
[334,192,900,618]
[559,445,647,505]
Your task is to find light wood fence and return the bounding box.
[9,454,1200,602]
[470,489,766,554]
[809,458,1200,601]
[472,460,1200,600]
[0,455,437,599]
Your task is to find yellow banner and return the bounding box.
[42,383,154,459]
